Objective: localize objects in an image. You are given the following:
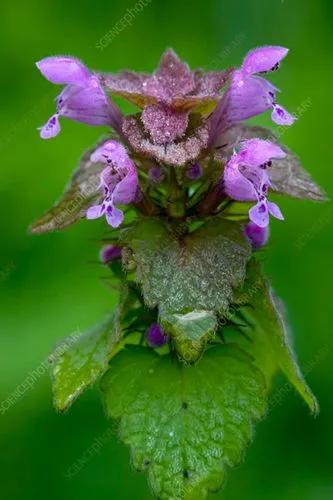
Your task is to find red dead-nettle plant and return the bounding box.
[31,47,326,499]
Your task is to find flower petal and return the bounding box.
[238,138,286,166]
[271,104,295,126]
[38,114,61,139]
[213,73,273,131]
[91,140,131,167]
[36,56,91,86]
[224,157,257,201]
[105,204,124,228]
[59,78,121,127]
[249,201,270,228]
[238,164,269,191]
[113,168,138,205]
[267,201,284,220]
[86,204,104,219]
[242,46,289,75]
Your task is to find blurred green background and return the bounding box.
[0,0,332,498]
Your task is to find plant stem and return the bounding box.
[167,167,186,218]
[197,181,227,215]
[134,190,159,216]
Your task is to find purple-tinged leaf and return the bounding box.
[29,140,107,234]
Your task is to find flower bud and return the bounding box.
[148,166,165,183]
[146,324,169,347]
[99,245,122,264]
[186,163,202,180]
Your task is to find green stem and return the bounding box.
[167,167,186,218]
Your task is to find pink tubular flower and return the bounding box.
[86,140,138,228]
[210,46,295,143]
[235,46,295,125]
[36,56,122,139]
[224,138,286,228]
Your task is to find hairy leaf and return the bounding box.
[50,315,116,412]
[161,310,218,363]
[226,259,318,414]
[121,217,251,314]
[50,284,137,412]
[101,344,267,499]
[216,124,326,201]
[30,143,105,234]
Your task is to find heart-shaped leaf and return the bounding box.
[101,344,267,499]
[121,217,251,314]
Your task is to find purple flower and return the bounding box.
[224,138,286,227]
[146,324,168,348]
[86,140,138,228]
[210,46,295,143]
[245,222,269,249]
[36,56,122,139]
[99,245,122,264]
[105,49,231,145]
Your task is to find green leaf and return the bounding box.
[30,141,105,234]
[121,217,251,314]
[269,146,327,202]
[226,259,318,414]
[50,315,116,412]
[217,124,327,201]
[101,344,267,499]
[50,284,138,412]
[161,310,218,363]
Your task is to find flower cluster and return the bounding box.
[36,47,305,247]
